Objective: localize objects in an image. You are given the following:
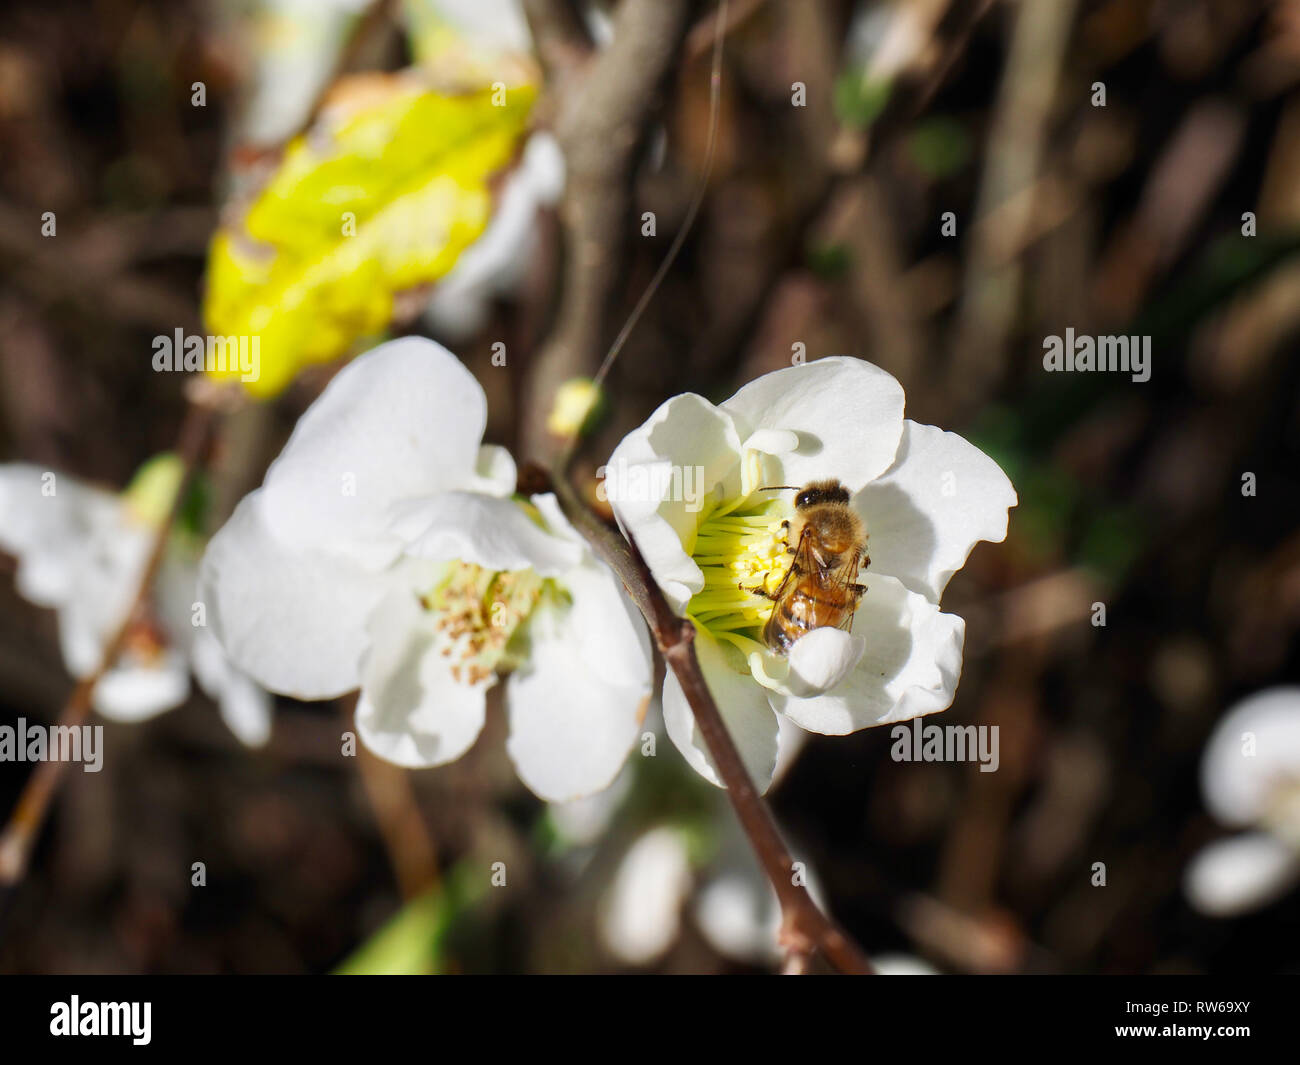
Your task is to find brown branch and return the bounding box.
[0,399,218,894]
[684,0,767,59]
[521,0,695,460]
[522,0,595,77]
[539,468,873,975]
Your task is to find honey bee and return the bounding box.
[745,480,869,655]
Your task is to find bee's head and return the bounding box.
[794,480,850,509]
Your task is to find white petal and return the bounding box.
[423,134,560,340]
[772,714,810,789]
[92,651,191,722]
[855,421,1016,603]
[695,872,781,964]
[663,629,780,791]
[58,611,105,679]
[0,464,54,561]
[1201,687,1300,826]
[606,393,743,615]
[260,337,488,565]
[531,494,655,690]
[548,768,632,847]
[786,627,866,697]
[217,672,274,748]
[471,444,518,497]
[239,0,363,147]
[55,521,151,678]
[741,428,800,457]
[772,574,964,735]
[598,828,693,965]
[16,548,80,610]
[505,576,649,802]
[0,464,125,609]
[1184,833,1300,917]
[720,357,905,492]
[200,493,384,699]
[0,465,148,677]
[521,131,565,205]
[191,628,273,747]
[396,492,582,576]
[354,587,490,768]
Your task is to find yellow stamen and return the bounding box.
[686,495,791,648]
[423,562,548,680]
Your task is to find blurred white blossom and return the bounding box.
[598,826,693,965]
[1185,687,1300,916]
[0,459,270,744]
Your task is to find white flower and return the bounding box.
[606,357,1016,790]
[600,720,815,968]
[199,336,652,801]
[692,739,825,966]
[1185,687,1300,916]
[0,460,271,745]
[600,806,827,969]
[597,826,693,966]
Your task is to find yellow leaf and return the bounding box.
[203,70,536,399]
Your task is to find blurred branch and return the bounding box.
[343,695,441,901]
[949,0,1080,418]
[521,0,695,460]
[1093,99,1245,323]
[684,0,766,59]
[522,0,595,76]
[538,466,873,975]
[0,398,218,900]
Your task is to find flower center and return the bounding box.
[422,563,547,685]
[687,493,792,657]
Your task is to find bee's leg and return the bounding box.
[849,582,867,604]
[741,581,778,600]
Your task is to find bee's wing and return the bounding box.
[827,553,863,633]
[774,525,815,600]
[762,526,813,650]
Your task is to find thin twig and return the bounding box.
[0,400,217,893]
[541,469,873,975]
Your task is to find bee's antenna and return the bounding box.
[758,485,799,492]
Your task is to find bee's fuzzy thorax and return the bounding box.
[796,503,865,559]
[794,478,852,510]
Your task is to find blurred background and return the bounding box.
[0,0,1298,974]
